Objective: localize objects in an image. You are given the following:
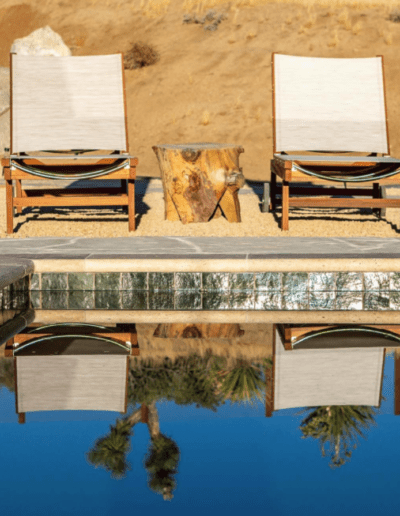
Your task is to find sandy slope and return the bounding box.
[2,0,400,182]
[1,0,400,237]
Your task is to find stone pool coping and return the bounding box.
[1,237,400,286]
[1,236,400,323]
[30,309,400,324]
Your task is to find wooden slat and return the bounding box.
[380,54,391,156]
[288,197,400,207]
[272,186,376,196]
[13,195,129,207]
[7,169,131,180]
[293,160,377,167]
[24,187,126,198]
[265,325,275,417]
[395,350,400,416]
[14,332,132,345]
[288,325,400,342]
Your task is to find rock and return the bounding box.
[0,67,10,117]
[10,26,71,56]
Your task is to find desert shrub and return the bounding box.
[124,42,159,70]
[183,9,227,30]
[389,9,400,22]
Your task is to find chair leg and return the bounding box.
[121,179,128,213]
[281,180,289,231]
[372,182,380,217]
[379,185,387,219]
[261,182,270,213]
[15,180,22,214]
[128,178,135,232]
[6,179,14,234]
[270,172,277,212]
[395,349,400,416]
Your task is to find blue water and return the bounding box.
[0,355,398,516]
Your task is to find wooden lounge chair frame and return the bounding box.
[266,324,400,416]
[5,322,139,423]
[1,53,138,234]
[268,53,400,230]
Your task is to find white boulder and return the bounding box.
[10,26,71,57]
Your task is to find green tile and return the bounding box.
[41,273,68,290]
[175,291,202,310]
[12,292,29,310]
[310,292,335,310]
[14,276,29,291]
[364,292,390,310]
[390,272,400,291]
[68,291,95,310]
[30,291,41,309]
[1,286,11,310]
[229,273,254,291]
[30,273,40,290]
[255,272,282,291]
[202,273,229,291]
[282,272,308,292]
[335,292,363,310]
[282,291,308,310]
[41,291,68,310]
[203,292,229,310]
[309,273,335,291]
[229,290,254,309]
[68,273,94,290]
[121,272,148,290]
[95,273,121,290]
[390,292,400,310]
[175,273,201,290]
[95,291,121,309]
[336,272,363,292]
[148,292,174,310]
[121,291,148,310]
[148,273,174,291]
[254,292,281,310]
[364,272,390,291]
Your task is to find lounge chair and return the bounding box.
[5,323,139,423]
[1,53,138,234]
[268,54,400,230]
[266,324,391,417]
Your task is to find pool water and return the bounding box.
[0,313,400,515]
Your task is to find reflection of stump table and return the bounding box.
[152,142,245,223]
[153,323,245,339]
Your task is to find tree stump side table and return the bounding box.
[152,142,245,224]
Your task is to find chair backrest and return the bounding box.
[273,54,389,154]
[16,355,128,412]
[11,54,128,154]
[273,328,384,410]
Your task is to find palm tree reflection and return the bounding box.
[87,353,267,498]
[299,405,378,468]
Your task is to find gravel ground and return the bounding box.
[0,180,399,238]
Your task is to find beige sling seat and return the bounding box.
[5,323,139,423]
[1,53,138,234]
[265,324,395,417]
[268,54,400,230]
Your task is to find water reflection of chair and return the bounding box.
[265,324,394,417]
[6,324,139,423]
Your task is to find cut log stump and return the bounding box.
[153,323,245,339]
[152,142,245,223]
